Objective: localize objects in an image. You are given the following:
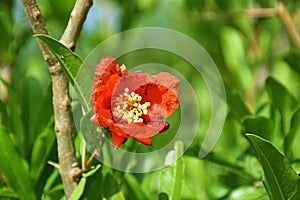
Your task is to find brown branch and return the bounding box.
[191,3,300,53]
[21,0,92,199]
[276,2,300,53]
[189,8,277,21]
[243,7,277,18]
[60,0,92,50]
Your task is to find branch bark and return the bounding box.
[21,0,92,199]
[276,2,300,53]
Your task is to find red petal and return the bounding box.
[91,108,113,128]
[110,124,128,138]
[155,72,180,96]
[114,120,168,139]
[90,56,126,110]
[159,121,170,133]
[112,132,125,149]
[153,72,180,117]
[112,72,155,97]
[134,137,152,145]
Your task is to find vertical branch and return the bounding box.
[21,0,92,199]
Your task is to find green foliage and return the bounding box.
[34,34,91,112]
[69,164,101,200]
[0,128,36,200]
[247,134,300,200]
[157,141,184,200]
[1,0,300,199]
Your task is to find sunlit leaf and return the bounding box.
[34,34,91,112]
[34,34,81,84]
[82,164,101,178]
[220,27,252,90]
[227,186,268,200]
[246,134,300,200]
[158,141,184,200]
[0,187,18,199]
[69,177,87,200]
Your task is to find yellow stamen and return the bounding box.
[113,88,151,124]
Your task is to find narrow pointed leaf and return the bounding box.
[226,88,251,121]
[284,107,300,155]
[82,164,101,178]
[34,34,91,112]
[246,134,300,200]
[0,128,37,200]
[124,173,150,200]
[266,77,297,135]
[158,141,184,200]
[34,34,82,84]
[30,117,55,183]
[69,177,87,200]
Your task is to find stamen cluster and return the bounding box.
[113,88,151,124]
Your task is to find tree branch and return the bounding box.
[21,0,92,199]
[276,2,300,53]
[60,0,92,50]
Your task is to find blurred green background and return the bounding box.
[1,0,300,199]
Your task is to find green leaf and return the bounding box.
[69,165,101,200]
[226,88,251,122]
[227,186,268,200]
[246,134,300,200]
[34,34,81,85]
[69,177,87,200]
[30,117,55,183]
[243,116,273,140]
[4,81,26,157]
[266,77,297,135]
[0,127,37,200]
[82,164,101,178]
[284,107,300,156]
[124,173,150,200]
[220,27,252,90]
[102,172,122,198]
[158,141,184,200]
[180,156,209,200]
[80,166,103,200]
[80,111,108,156]
[42,184,64,200]
[0,187,18,198]
[34,34,91,112]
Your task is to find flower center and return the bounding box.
[113,88,151,124]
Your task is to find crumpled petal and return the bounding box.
[90,56,126,111]
[112,132,125,149]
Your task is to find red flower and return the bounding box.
[90,56,180,148]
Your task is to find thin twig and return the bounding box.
[243,7,277,18]
[82,143,87,170]
[276,2,300,53]
[191,3,300,54]
[21,0,92,199]
[47,161,60,169]
[189,7,277,20]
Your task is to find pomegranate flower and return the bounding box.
[90,56,180,148]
